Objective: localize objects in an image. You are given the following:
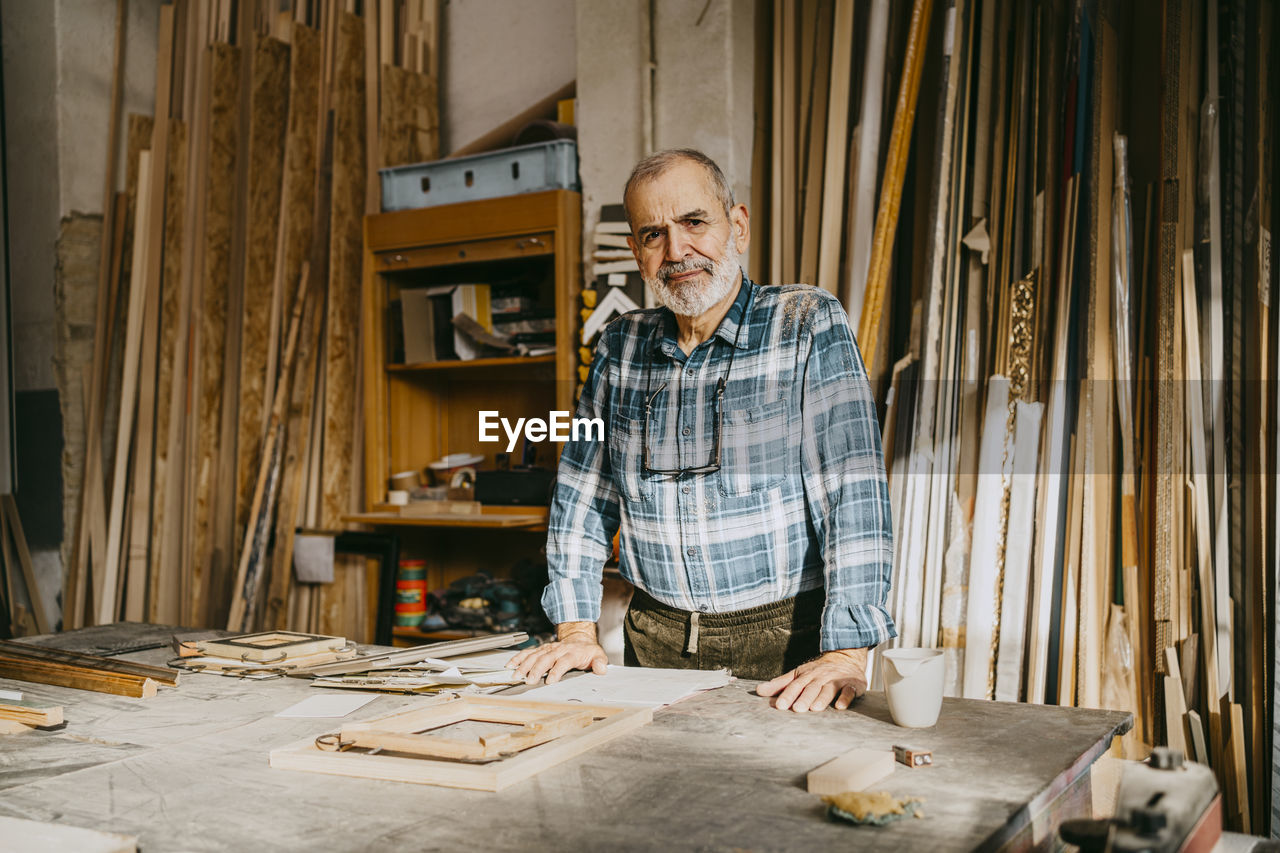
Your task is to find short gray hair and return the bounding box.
[623,149,735,229]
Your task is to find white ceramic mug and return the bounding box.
[882,647,945,728]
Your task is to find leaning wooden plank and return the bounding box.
[841,0,890,323]
[768,0,783,285]
[814,0,854,294]
[123,3,177,624]
[148,119,188,625]
[234,34,291,576]
[319,13,367,638]
[228,267,311,631]
[1182,249,1224,770]
[1162,647,1190,756]
[994,400,1043,702]
[778,3,796,281]
[97,150,153,626]
[67,0,129,632]
[962,376,1013,700]
[0,700,63,727]
[1153,0,1194,684]
[1027,178,1080,704]
[1,497,49,635]
[796,0,832,290]
[266,108,330,631]
[188,43,242,628]
[170,9,211,631]
[856,0,934,372]
[277,24,322,325]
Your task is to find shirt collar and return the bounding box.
[650,271,756,357]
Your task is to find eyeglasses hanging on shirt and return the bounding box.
[641,304,747,477]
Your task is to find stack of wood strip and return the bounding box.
[64,0,439,646]
[0,640,179,699]
[754,0,1277,834]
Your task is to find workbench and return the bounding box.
[0,625,1130,851]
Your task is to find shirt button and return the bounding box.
[698,604,709,612]
[687,369,695,377]
[686,547,697,556]
[682,427,691,436]
[682,486,690,494]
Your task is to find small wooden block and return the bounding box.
[892,745,933,768]
[807,748,895,795]
[0,719,34,734]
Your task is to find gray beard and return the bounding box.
[644,238,740,318]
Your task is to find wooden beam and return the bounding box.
[148,118,188,625]
[67,0,128,631]
[856,0,934,372]
[98,149,153,626]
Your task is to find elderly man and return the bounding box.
[510,149,895,712]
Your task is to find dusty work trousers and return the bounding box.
[622,587,824,681]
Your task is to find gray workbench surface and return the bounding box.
[0,626,1130,852]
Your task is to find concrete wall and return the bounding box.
[2,0,160,626]
[440,0,576,154]
[576,0,756,271]
[2,0,157,392]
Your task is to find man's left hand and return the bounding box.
[756,648,869,712]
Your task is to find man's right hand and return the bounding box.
[508,621,608,684]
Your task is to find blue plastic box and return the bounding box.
[379,139,579,211]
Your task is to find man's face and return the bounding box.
[626,160,750,318]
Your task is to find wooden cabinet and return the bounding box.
[354,190,581,641]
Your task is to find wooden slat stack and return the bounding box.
[755,0,1276,834]
[65,0,440,646]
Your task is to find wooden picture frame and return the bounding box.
[196,631,347,662]
[270,694,651,791]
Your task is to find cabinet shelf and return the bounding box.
[386,354,555,373]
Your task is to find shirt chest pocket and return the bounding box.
[718,398,791,497]
[608,411,650,502]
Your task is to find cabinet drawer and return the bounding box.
[376,232,555,270]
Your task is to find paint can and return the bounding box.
[394,559,429,627]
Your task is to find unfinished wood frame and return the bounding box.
[270,693,651,791]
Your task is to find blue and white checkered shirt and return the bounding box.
[543,275,896,651]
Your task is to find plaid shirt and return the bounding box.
[543,275,896,651]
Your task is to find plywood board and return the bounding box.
[807,747,895,795]
[233,35,291,574]
[188,42,241,628]
[379,65,438,168]
[319,14,367,638]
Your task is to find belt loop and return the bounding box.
[685,611,700,655]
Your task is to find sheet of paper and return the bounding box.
[276,693,376,718]
[518,665,733,708]
[0,688,22,701]
[292,534,335,583]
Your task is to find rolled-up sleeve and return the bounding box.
[799,298,897,651]
[542,332,621,625]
